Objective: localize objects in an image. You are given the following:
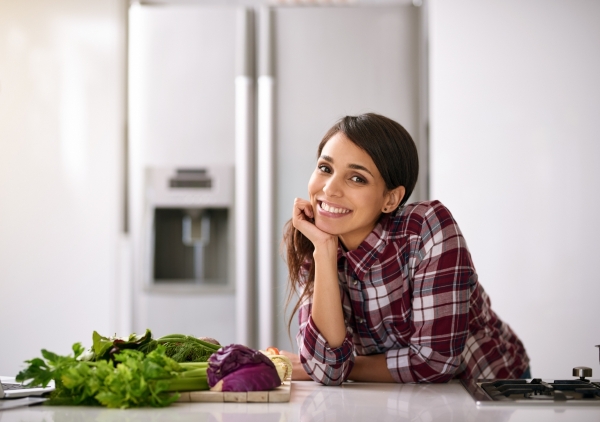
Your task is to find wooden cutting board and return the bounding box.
[176,381,291,403]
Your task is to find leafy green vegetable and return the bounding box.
[16,343,85,390]
[157,334,221,363]
[16,342,209,408]
[91,329,157,362]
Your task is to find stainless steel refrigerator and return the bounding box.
[128,2,427,351]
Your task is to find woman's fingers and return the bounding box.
[292,198,321,237]
[293,197,313,221]
[292,198,317,233]
[292,197,338,248]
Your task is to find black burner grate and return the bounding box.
[481,378,600,402]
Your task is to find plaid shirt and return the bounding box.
[297,200,529,385]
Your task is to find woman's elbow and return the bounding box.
[302,362,348,386]
[317,376,345,386]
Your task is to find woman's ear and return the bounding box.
[382,186,405,213]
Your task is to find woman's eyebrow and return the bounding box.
[320,155,374,177]
[348,163,374,177]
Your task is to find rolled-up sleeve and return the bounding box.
[386,204,474,383]
[296,283,355,385]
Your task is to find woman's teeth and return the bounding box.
[320,202,350,214]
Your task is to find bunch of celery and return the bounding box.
[16,343,209,408]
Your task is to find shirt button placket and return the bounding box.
[352,274,367,328]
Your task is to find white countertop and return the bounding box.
[1,380,600,422]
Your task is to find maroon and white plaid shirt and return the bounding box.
[297,200,529,385]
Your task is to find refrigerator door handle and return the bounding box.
[235,7,255,347]
[257,6,275,349]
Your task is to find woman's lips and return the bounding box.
[317,200,352,218]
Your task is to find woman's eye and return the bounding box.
[318,164,331,173]
[351,175,367,184]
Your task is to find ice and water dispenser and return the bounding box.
[146,166,233,288]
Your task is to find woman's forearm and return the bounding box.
[311,242,347,348]
[348,354,395,382]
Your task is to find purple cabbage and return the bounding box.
[207,344,281,391]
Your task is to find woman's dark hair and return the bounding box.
[283,113,419,335]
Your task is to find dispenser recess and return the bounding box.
[145,166,234,289]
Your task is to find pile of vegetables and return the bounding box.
[16,329,292,409]
[16,330,216,408]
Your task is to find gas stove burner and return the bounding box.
[482,379,599,401]
[461,368,600,406]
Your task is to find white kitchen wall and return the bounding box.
[429,0,600,378]
[0,0,125,376]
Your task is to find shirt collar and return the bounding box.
[337,210,396,279]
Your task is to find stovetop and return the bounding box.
[461,378,600,406]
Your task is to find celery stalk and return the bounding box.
[179,362,209,369]
[179,369,207,378]
[164,376,209,392]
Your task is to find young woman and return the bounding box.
[281,113,529,385]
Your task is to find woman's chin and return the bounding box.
[315,220,342,236]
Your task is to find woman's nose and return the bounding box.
[323,175,343,197]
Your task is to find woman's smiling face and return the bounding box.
[308,132,403,250]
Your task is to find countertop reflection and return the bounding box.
[1,381,599,422]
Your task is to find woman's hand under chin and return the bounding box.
[292,198,338,251]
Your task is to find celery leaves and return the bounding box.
[17,346,183,408]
